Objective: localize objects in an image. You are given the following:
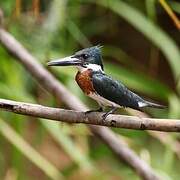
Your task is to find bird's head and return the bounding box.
[47,45,104,72]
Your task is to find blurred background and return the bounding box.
[0,0,180,179]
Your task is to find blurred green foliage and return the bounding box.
[0,0,180,179]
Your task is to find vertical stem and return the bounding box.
[15,0,21,18]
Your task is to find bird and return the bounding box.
[47,45,165,120]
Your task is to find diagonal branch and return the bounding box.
[158,0,180,30]
[0,27,160,180]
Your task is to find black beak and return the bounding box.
[47,56,82,66]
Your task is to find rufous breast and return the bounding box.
[75,69,95,95]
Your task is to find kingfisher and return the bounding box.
[47,45,165,119]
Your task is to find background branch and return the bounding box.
[0,98,180,132]
[0,27,160,180]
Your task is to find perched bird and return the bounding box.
[47,46,165,119]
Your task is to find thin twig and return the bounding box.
[159,0,180,30]
[0,27,160,180]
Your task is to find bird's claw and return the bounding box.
[102,113,108,122]
[101,107,118,122]
[102,113,106,120]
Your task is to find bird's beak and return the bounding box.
[47,56,82,66]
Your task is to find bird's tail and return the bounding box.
[144,100,166,109]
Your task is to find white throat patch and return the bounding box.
[77,64,103,72]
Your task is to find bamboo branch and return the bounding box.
[0,26,160,180]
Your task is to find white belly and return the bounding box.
[88,93,120,108]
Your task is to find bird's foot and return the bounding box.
[85,107,103,115]
[102,113,109,121]
[101,107,118,121]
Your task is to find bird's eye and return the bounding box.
[82,54,89,59]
